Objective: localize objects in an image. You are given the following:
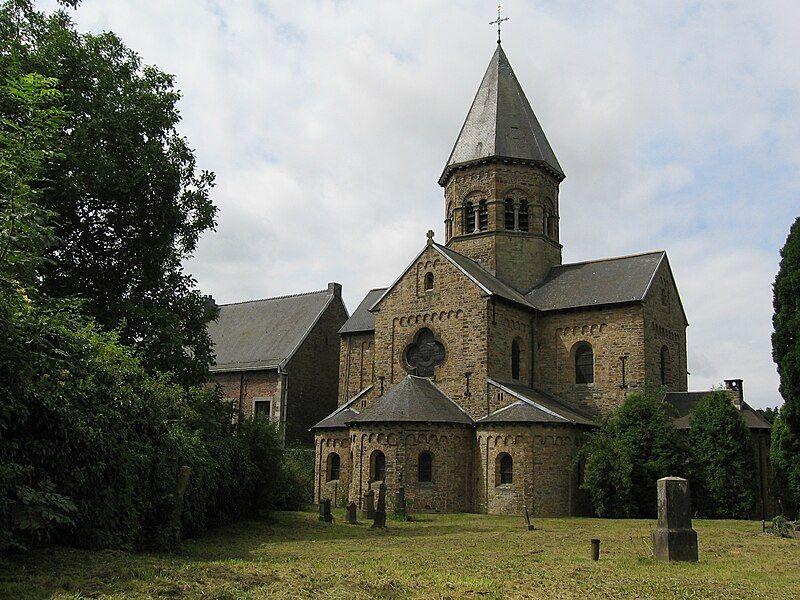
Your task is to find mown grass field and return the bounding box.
[1,509,798,599]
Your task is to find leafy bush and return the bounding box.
[579,387,685,518]
[687,391,757,518]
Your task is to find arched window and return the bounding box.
[498,453,513,485]
[660,345,671,386]
[504,199,515,230]
[371,450,386,482]
[518,200,529,232]
[511,339,521,380]
[574,342,594,384]
[478,200,488,231]
[464,201,475,234]
[543,209,550,237]
[424,272,434,291]
[326,452,340,482]
[418,452,433,483]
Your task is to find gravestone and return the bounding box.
[363,489,375,519]
[318,498,332,523]
[394,486,406,516]
[346,501,358,524]
[652,476,698,562]
[372,483,387,528]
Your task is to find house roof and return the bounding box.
[208,287,338,373]
[663,391,771,430]
[346,376,473,425]
[478,379,596,426]
[311,385,372,430]
[339,288,387,334]
[526,251,668,312]
[440,44,564,185]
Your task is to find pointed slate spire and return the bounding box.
[440,45,564,185]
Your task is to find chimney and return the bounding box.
[327,282,342,298]
[724,379,744,410]
[203,295,219,320]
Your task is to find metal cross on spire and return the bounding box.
[489,3,509,44]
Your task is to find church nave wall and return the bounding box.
[338,332,375,405]
[536,305,646,416]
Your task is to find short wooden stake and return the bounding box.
[591,538,600,561]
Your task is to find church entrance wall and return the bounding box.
[348,423,474,513]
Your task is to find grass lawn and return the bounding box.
[1,509,799,599]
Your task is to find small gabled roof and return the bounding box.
[663,391,771,430]
[347,376,473,425]
[478,379,595,426]
[339,288,387,334]
[440,44,564,186]
[526,251,666,312]
[311,385,372,430]
[208,286,339,373]
[370,242,534,315]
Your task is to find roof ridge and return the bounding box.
[556,250,666,269]
[218,288,329,307]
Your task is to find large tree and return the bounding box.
[688,391,756,518]
[772,216,800,517]
[0,1,217,385]
[580,387,686,518]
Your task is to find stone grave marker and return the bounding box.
[318,498,332,523]
[364,489,375,519]
[394,486,406,516]
[652,476,698,562]
[372,483,387,528]
[523,505,534,531]
[346,501,358,524]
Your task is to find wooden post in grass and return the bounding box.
[170,465,192,547]
[590,538,600,561]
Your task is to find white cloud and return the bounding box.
[42,0,799,408]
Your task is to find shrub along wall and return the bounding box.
[0,284,303,552]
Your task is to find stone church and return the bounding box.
[306,44,771,517]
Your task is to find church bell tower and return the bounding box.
[440,44,564,291]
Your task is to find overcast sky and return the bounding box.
[45,1,799,409]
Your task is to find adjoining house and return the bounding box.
[208,282,347,445]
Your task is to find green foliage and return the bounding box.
[688,391,756,518]
[579,387,686,518]
[0,71,64,284]
[772,216,800,517]
[756,406,781,425]
[1,0,217,386]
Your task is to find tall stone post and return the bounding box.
[652,477,698,562]
[372,483,387,528]
[363,489,375,519]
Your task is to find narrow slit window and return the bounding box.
[464,202,475,234]
[478,200,488,231]
[418,452,433,483]
[504,199,515,230]
[518,200,529,232]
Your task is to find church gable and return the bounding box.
[369,241,492,417]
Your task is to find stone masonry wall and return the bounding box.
[314,429,352,506]
[536,304,646,416]
[642,259,688,391]
[487,301,535,402]
[338,332,375,405]
[285,293,349,445]
[474,422,587,516]
[370,245,491,418]
[348,424,474,513]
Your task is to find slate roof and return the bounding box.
[526,251,669,312]
[440,44,564,185]
[311,385,372,430]
[208,288,337,372]
[339,288,387,334]
[347,376,473,425]
[663,391,772,430]
[478,379,595,426]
